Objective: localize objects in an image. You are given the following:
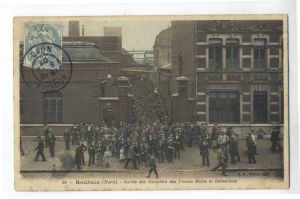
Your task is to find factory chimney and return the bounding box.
[68,21,80,37]
[81,25,85,37]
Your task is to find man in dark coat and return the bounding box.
[226,127,233,138]
[166,136,174,163]
[71,124,77,146]
[48,131,56,157]
[79,142,87,165]
[87,124,94,144]
[148,135,156,156]
[270,127,283,153]
[158,138,165,163]
[140,141,149,167]
[210,124,220,147]
[63,129,71,150]
[200,138,210,167]
[44,124,50,148]
[124,145,138,169]
[174,135,181,159]
[228,135,240,164]
[88,141,96,166]
[35,136,46,161]
[75,143,82,169]
[246,132,256,164]
[147,154,159,178]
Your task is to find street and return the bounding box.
[20,137,284,175]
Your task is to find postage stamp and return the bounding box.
[21,42,73,93]
[23,24,62,66]
[14,15,289,191]
[21,23,72,93]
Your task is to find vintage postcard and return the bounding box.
[14,15,289,191]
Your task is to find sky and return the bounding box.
[62,21,171,51]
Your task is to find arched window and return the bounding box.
[43,92,62,124]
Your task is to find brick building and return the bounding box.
[20,22,136,135]
[168,20,284,129]
[20,40,134,135]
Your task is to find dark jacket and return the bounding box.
[229,137,239,153]
[79,144,87,155]
[64,131,71,141]
[44,127,50,138]
[200,140,209,155]
[75,146,82,161]
[88,144,96,155]
[148,157,157,169]
[35,139,44,151]
[271,129,280,143]
[246,135,256,153]
[127,146,137,159]
[48,135,56,146]
[211,127,219,141]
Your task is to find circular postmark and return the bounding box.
[21,42,72,93]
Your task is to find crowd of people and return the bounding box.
[31,121,283,177]
[129,78,169,124]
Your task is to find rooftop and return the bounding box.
[62,41,113,63]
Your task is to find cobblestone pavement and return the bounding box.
[20,138,284,173]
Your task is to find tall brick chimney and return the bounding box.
[68,21,80,37]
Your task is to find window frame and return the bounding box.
[43,92,63,124]
[209,91,240,124]
[253,39,267,69]
[208,38,223,70]
[225,39,240,69]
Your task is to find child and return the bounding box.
[119,146,125,163]
[200,138,210,167]
[147,154,159,178]
[103,146,112,167]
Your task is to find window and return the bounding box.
[253,91,268,123]
[209,91,240,123]
[43,92,62,123]
[209,39,222,69]
[226,39,239,68]
[253,39,267,68]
